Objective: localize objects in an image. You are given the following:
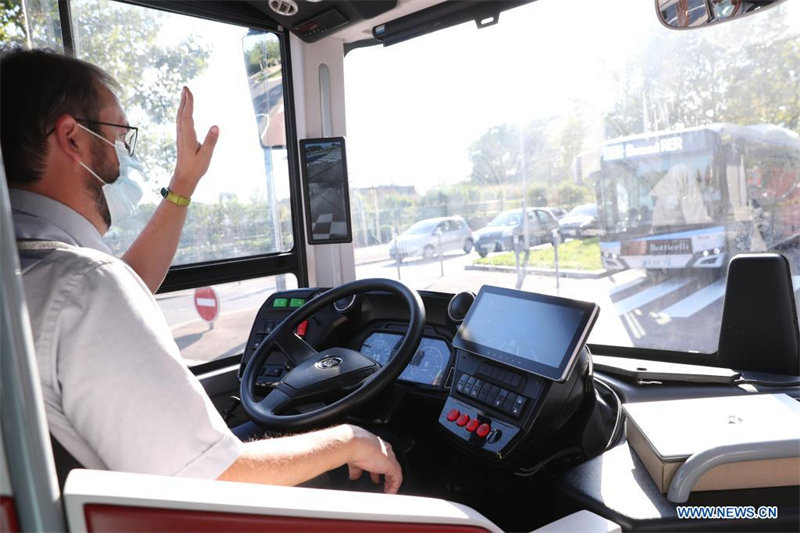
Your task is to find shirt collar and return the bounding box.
[10,189,112,254]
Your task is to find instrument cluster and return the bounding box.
[360,331,450,386]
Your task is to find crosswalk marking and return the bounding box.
[660,279,726,318]
[609,274,647,296]
[614,277,693,315]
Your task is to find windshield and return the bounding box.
[403,221,437,235]
[487,212,521,227]
[346,0,800,357]
[604,153,713,226]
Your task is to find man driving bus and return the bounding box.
[0,48,402,493]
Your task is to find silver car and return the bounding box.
[389,216,474,261]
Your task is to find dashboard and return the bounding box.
[235,285,800,532]
[240,287,458,392]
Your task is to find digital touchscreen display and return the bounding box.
[300,137,353,244]
[452,286,599,382]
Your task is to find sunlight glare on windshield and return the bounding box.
[346,0,800,355]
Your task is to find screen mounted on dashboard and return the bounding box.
[452,286,599,382]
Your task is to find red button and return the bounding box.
[466,419,479,432]
[296,320,309,337]
[476,423,491,438]
[446,409,460,422]
[456,414,470,427]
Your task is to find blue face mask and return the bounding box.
[78,124,144,226]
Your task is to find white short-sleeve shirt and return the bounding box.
[12,190,241,478]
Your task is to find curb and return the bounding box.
[465,263,610,279]
[355,257,394,266]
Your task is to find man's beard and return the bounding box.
[89,141,118,228]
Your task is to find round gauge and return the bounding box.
[405,342,446,385]
[334,294,357,313]
[360,337,392,366]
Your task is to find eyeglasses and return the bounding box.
[47,118,139,156]
[75,118,138,156]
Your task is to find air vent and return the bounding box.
[268,0,298,17]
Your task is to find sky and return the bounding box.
[343,0,654,193]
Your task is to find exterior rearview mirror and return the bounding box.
[242,31,286,149]
[655,0,786,29]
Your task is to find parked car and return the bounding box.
[473,208,560,258]
[389,216,474,261]
[542,206,567,220]
[558,203,600,239]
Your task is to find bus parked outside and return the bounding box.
[595,124,800,274]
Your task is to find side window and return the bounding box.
[2,0,63,50]
[70,0,293,265]
[535,211,551,225]
[155,274,298,366]
[452,219,465,230]
[66,0,296,364]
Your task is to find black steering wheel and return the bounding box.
[240,278,426,430]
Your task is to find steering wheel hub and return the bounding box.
[315,356,343,369]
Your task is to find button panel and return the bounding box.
[438,397,519,457]
[241,289,320,382]
[478,362,524,389]
[454,370,529,420]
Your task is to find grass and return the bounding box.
[475,237,603,271]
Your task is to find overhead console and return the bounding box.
[439,286,599,460]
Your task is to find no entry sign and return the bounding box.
[194,287,219,324]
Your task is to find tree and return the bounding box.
[1,0,25,44]
[468,121,550,186]
[604,6,800,137]
[468,124,523,187]
[244,37,281,75]
[73,1,211,179]
[1,0,211,181]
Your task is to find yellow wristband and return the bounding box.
[160,187,191,207]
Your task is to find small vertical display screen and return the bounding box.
[300,137,353,244]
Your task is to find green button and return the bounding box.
[273,298,288,308]
[289,298,305,308]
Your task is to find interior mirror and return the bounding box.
[656,0,786,29]
[242,31,286,148]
